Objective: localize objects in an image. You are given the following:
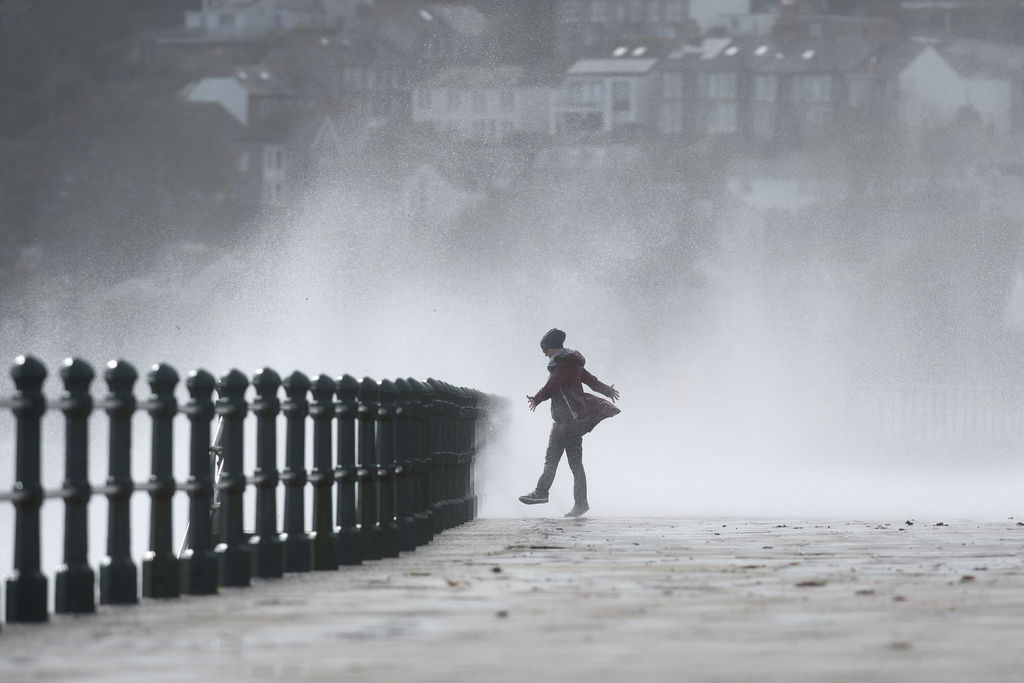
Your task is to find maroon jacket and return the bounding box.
[533,349,621,425]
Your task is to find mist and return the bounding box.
[4,2,1024,580]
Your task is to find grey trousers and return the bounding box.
[535,419,597,506]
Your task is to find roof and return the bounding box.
[568,58,658,75]
[233,66,293,97]
[662,35,879,74]
[744,36,877,74]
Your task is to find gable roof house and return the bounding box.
[847,36,1019,141]
[181,65,296,127]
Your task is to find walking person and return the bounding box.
[519,328,620,517]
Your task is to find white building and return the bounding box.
[412,66,555,144]
[551,50,659,135]
[899,43,1014,135]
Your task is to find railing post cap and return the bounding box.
[336,374,360,394]
[311,374,336,397]
[60,357,94,386]
[253,367,282,392]
[104,359,138,386]
[283,370,311,394]
[186,368,217,395]
[147,363,180,391]
[216,368,249,396]
[12,354,47,386]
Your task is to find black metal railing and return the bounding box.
[0,355,502,628]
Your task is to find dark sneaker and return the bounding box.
[518,491,549,505]
[564,504,589,518]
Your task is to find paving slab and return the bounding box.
[2,517,1024,681]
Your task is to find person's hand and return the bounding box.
[609,385,620,402]
[527,395,538,411]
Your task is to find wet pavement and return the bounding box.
[3,516,1024,681]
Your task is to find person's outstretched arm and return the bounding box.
[581,368,620,402]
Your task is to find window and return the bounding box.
[794,75,832,103]
[418,89,432,110]
[472,91,486,113]
[700,72,737,99]
[264,146,283,171]
[446,88,461,111]
[663,72,683,100]
[612,80,631,113]
[568,80,604,106]
[500,89,515,112]
[218,13,235,27]
[237,151,249,173]
[590,0,607,22]
[754,75,776,102]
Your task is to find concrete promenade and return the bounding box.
[3,516,1024,681]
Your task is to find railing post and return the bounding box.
[5,355,49,623]
[377,380,400,558]
[451,385,467,526]
[357,377,382,560]
[282,371,312,573]
[142,363,180,598]
[426,379,449,533]
[393,379,417,553]
[458,386,474,525]
[310,374,338,570]
[251,367,284,578]
[409,379,434,544]
[334,374,362,565]
[215,369,250,587]
[100,360,138,605]
[55,357,96,614]
[466,389,481,521]
[181,369,218,595]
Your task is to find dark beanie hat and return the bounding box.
[540,328,566,350]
